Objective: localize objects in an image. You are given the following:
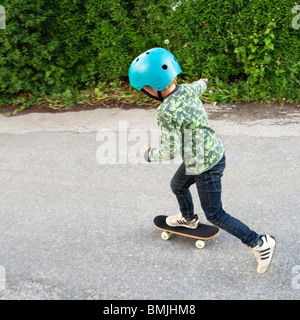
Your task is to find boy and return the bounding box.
[128,47,276,274]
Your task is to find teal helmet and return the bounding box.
[128,48,182,93]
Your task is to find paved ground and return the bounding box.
[0,104,299,300]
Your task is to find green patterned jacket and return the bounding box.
[147,80,224,175]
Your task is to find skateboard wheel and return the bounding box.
[195,240,205,249]
[161,231,171,240]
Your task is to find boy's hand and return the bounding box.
[142,145,151,157]
[200,78,208,83]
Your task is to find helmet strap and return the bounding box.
[141,88,164,102]
[157,91,164,102]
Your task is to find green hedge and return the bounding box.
[0,0,299,106]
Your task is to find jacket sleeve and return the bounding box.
[189,80,208,96]
[147,113,182,162]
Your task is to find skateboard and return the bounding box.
[153,215,219,249]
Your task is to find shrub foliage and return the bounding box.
[0,0,299,106]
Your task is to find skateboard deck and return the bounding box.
[153,215,219,249]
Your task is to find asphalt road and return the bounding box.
[0,104,299,300]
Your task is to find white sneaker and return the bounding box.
[251,235,276,275]
[166,213,200,229]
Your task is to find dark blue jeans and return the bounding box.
[170,154,260,247]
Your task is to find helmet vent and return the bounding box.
[162,65,168,70]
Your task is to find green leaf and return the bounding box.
[264,38,272,46]
[264,56,272,64]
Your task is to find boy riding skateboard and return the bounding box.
[128,47,276,274]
